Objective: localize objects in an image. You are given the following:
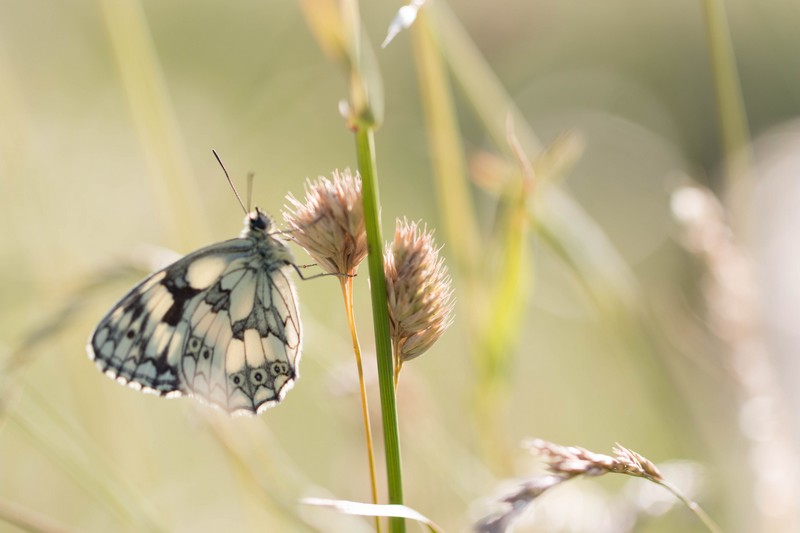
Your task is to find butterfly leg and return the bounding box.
[290,263,353,281]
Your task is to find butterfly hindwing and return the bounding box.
[178,259,301,415]
[88,224,301,416]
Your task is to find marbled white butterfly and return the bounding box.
[88,154,303,415]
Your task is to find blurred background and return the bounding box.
[2,1,800,532]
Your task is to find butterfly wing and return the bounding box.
[179,256,302,415]
[88,237,301,415]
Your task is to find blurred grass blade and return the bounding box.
[0,247,176,389]
[531,132,585,188]
[340,0,384,127]
[99,0,208,247]
[470,133,584,199]
[301,498,443,533]
[481,133,534,378]
[428,2,541,156]
[412,8,533,472]
[9,392,166,532]
[410,10,481,281]
[0,49,55,277]
[700,0,753,199]
[298,0,384,127]
[200,414,320,532]
[3,267,134,376]
[297,0,348,64]
[417,0,702,459]
[534,191,639,314]
[478,129,537,472]
[0,498,77,533]
[420,1,640,312]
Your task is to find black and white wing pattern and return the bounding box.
[87,210,302,416]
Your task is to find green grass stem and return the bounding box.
[355,127,405,533]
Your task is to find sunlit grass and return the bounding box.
[1,1,797,532]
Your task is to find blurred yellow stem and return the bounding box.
[99,0,208,249]
[339,277,381,533]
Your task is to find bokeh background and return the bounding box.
[2,1,800,532]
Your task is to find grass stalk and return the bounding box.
[412,9,534,472]
[299,0,403,528]
[355,127,405,533]
[339,277,381,532]
[653,478,724,533]
[410,12,481,281]
[699,0,752,198]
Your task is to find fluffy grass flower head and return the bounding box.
[385,219,455,367]
[283,169,367,275]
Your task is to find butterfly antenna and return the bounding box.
[246,172,255,212]
[213,149,248,215]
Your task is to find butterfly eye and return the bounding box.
[188,337,201,352]
[250,213,267,230]
[126,328,136,339]
[201,347,211,360]
[252,371,264,383]
[232,375,242,386]
[249,212,269,231]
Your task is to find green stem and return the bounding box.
[355,127,405,533]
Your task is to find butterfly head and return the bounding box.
[246,208,272,233]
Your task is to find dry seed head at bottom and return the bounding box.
[282,169,367,275]
[385,218,454,362]
[527,439,664,481]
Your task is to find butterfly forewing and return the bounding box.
[88,221,302,416]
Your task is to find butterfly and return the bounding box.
[87,154,303,416]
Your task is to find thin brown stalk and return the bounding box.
[652,477,723,533]
[339,276,381,533]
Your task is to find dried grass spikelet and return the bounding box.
[527,438,663,480]
[384,219,455,371]
[476,439,721,533]
[283,169,367,275]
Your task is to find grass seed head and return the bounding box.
[283,169,367,275]
[384,218,455,362]
[527,438,663,481]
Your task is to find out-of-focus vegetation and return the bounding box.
[2,1,800,532]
